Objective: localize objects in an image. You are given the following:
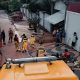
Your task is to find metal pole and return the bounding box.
[64,0,69,44]
[64,0,69,33]
[51,0,53,15]
[43,11,45,28]
[64,0,69,27]
[11,56,57,64]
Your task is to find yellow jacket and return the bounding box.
[22,39,28,49]
[29,36,35,45]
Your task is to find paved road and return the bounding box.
[0,11,31,64]
[0,10,51,61]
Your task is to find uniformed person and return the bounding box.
[22,37,28,53]
[14,34,19,52]
[29,35,36,48]
[36,45,47,57]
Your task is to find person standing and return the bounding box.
[21,34,27,42]
[56,30,61,43]
[52,29,57,37]
[8,28,14,43]
[29,35,36,48]
[14,34,19,52]
[71,32,78,48]
[0,33,2,48]
[62,29,66,44]
[59,28,63,43]
[1,30,6,45]
[0,50,2,69]
[22,37,28,53]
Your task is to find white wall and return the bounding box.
[39,11,51,32]
[44,13,51,32]
[54,1,66,14]
[65,11,80,51]
[22,1,66,32]
[20,8,24,13]
[22,10,51,32]
[39,11,43,26]
[25,9,29,18]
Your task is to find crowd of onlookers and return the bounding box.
[52,28,78,49]
[51,28,79,69]
[52,28,65,44]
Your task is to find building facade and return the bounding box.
[21,0,80,51]
[65,2,80,51]
[21,0,66,32]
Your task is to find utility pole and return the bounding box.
[64,0,69,30]
[43,11,46,28]
[50,0,56,15]
[51,0,53,15]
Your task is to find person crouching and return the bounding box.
[62,49,70,62]
[36,44,47,57]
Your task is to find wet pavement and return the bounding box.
[0,10,80,79]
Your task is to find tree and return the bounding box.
[20,0,26,3]
[9,0,22,12]
[26,0,31,4]
[0,0,9,11]
[27,0,38,13]
[27,0,53,31]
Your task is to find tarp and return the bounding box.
[45,11,65,25]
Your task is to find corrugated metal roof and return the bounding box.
[45,11,65,25]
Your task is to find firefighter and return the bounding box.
[8,28,14,43]
[22,37,28,53]
[1,30,6,45]
[29,35,36,48]
[0,33,2,48]
[14,34,19,52]
[36,44,47,57]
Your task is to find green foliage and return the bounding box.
[20,0,26,3]
[28,3,38,13]
[9,0,22,12]
[28,18,39,25]
[27,0,38,13]
[0,0,22,12]
[0,1,9,10]
[26,0,31,4]
[27,0,51,14]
